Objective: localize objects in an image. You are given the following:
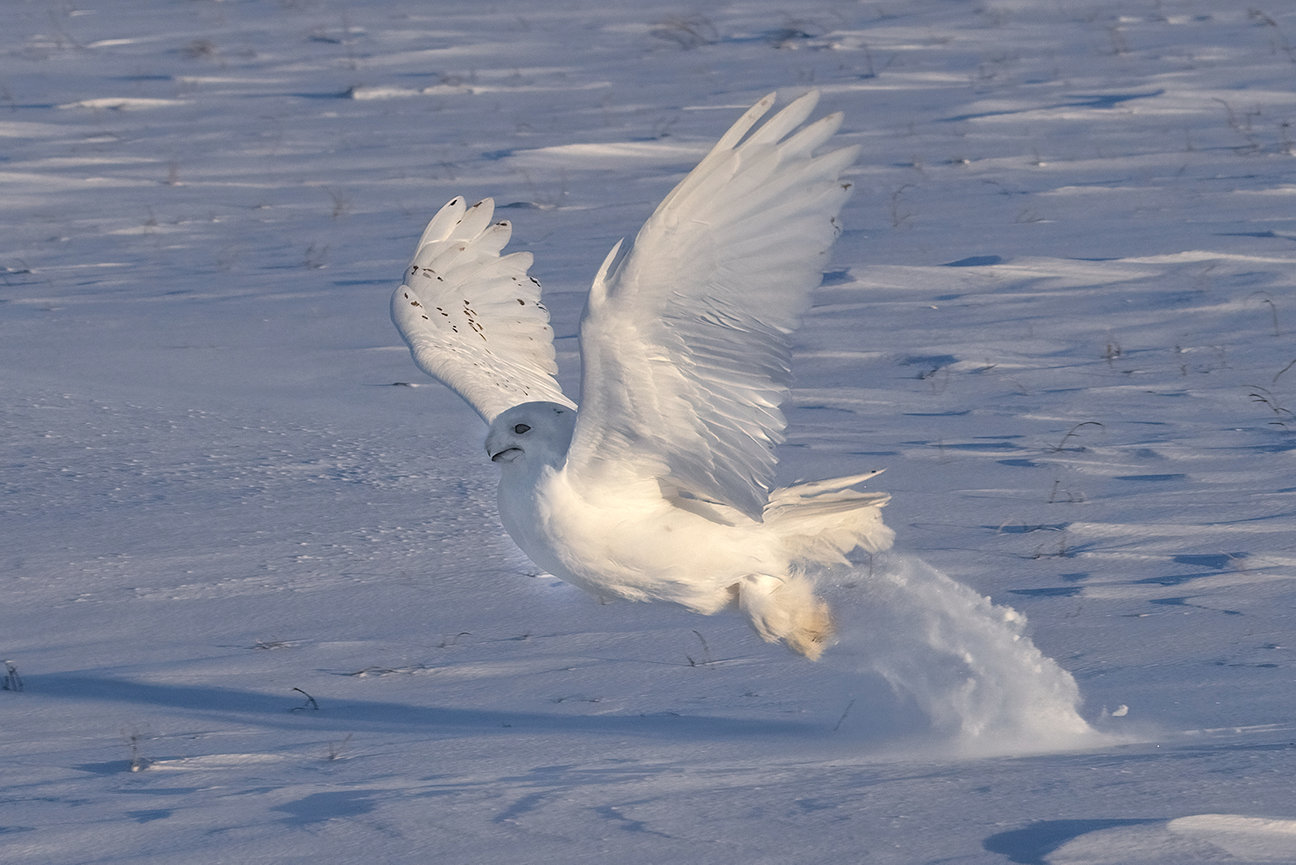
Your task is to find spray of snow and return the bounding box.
[822,552,1107,756]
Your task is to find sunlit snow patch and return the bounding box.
[1045,813,1296,864]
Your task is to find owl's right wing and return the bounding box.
[391,197,575,424]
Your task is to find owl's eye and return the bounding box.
[513,423,531,435]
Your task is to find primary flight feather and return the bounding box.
[391,91,892,658]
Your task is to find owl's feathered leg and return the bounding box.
[737,573,834,660]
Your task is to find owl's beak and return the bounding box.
[490,447,522,463]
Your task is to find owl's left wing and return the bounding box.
[566,91,858,519]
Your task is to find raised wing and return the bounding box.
[391,197,575,423]
[566,91,858,518]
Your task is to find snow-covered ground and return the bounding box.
[4,1,1295,862]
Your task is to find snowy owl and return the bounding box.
[391,91,892,659]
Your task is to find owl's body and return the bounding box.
[483,401,891,659]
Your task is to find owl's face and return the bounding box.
[485,401,576,468]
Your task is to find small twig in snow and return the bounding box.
[687,629,714,667]
[2,661,23,692]
[832,698,856,732]
[1250,292,1281,336]
[290,687,320,712]
[1273,358,1296,383]
[1050,422,1104,453]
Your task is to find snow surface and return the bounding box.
[3,1,1295,863]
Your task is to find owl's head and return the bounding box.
[485,401,576,468]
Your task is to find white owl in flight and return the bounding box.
[391,91,892,659]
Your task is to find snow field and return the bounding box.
[4,1,1296,863]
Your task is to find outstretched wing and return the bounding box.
[391,197,575,423]
[566,91,858,519]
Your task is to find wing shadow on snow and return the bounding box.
[34,673,820,741]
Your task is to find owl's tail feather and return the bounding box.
[763,470,894,567]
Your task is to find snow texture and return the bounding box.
[3,1,1295,863]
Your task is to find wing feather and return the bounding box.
[391,197,574,423]
[567,91,858,518]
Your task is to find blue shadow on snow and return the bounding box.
[34,673,820,741]
[983,818,1163,864]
